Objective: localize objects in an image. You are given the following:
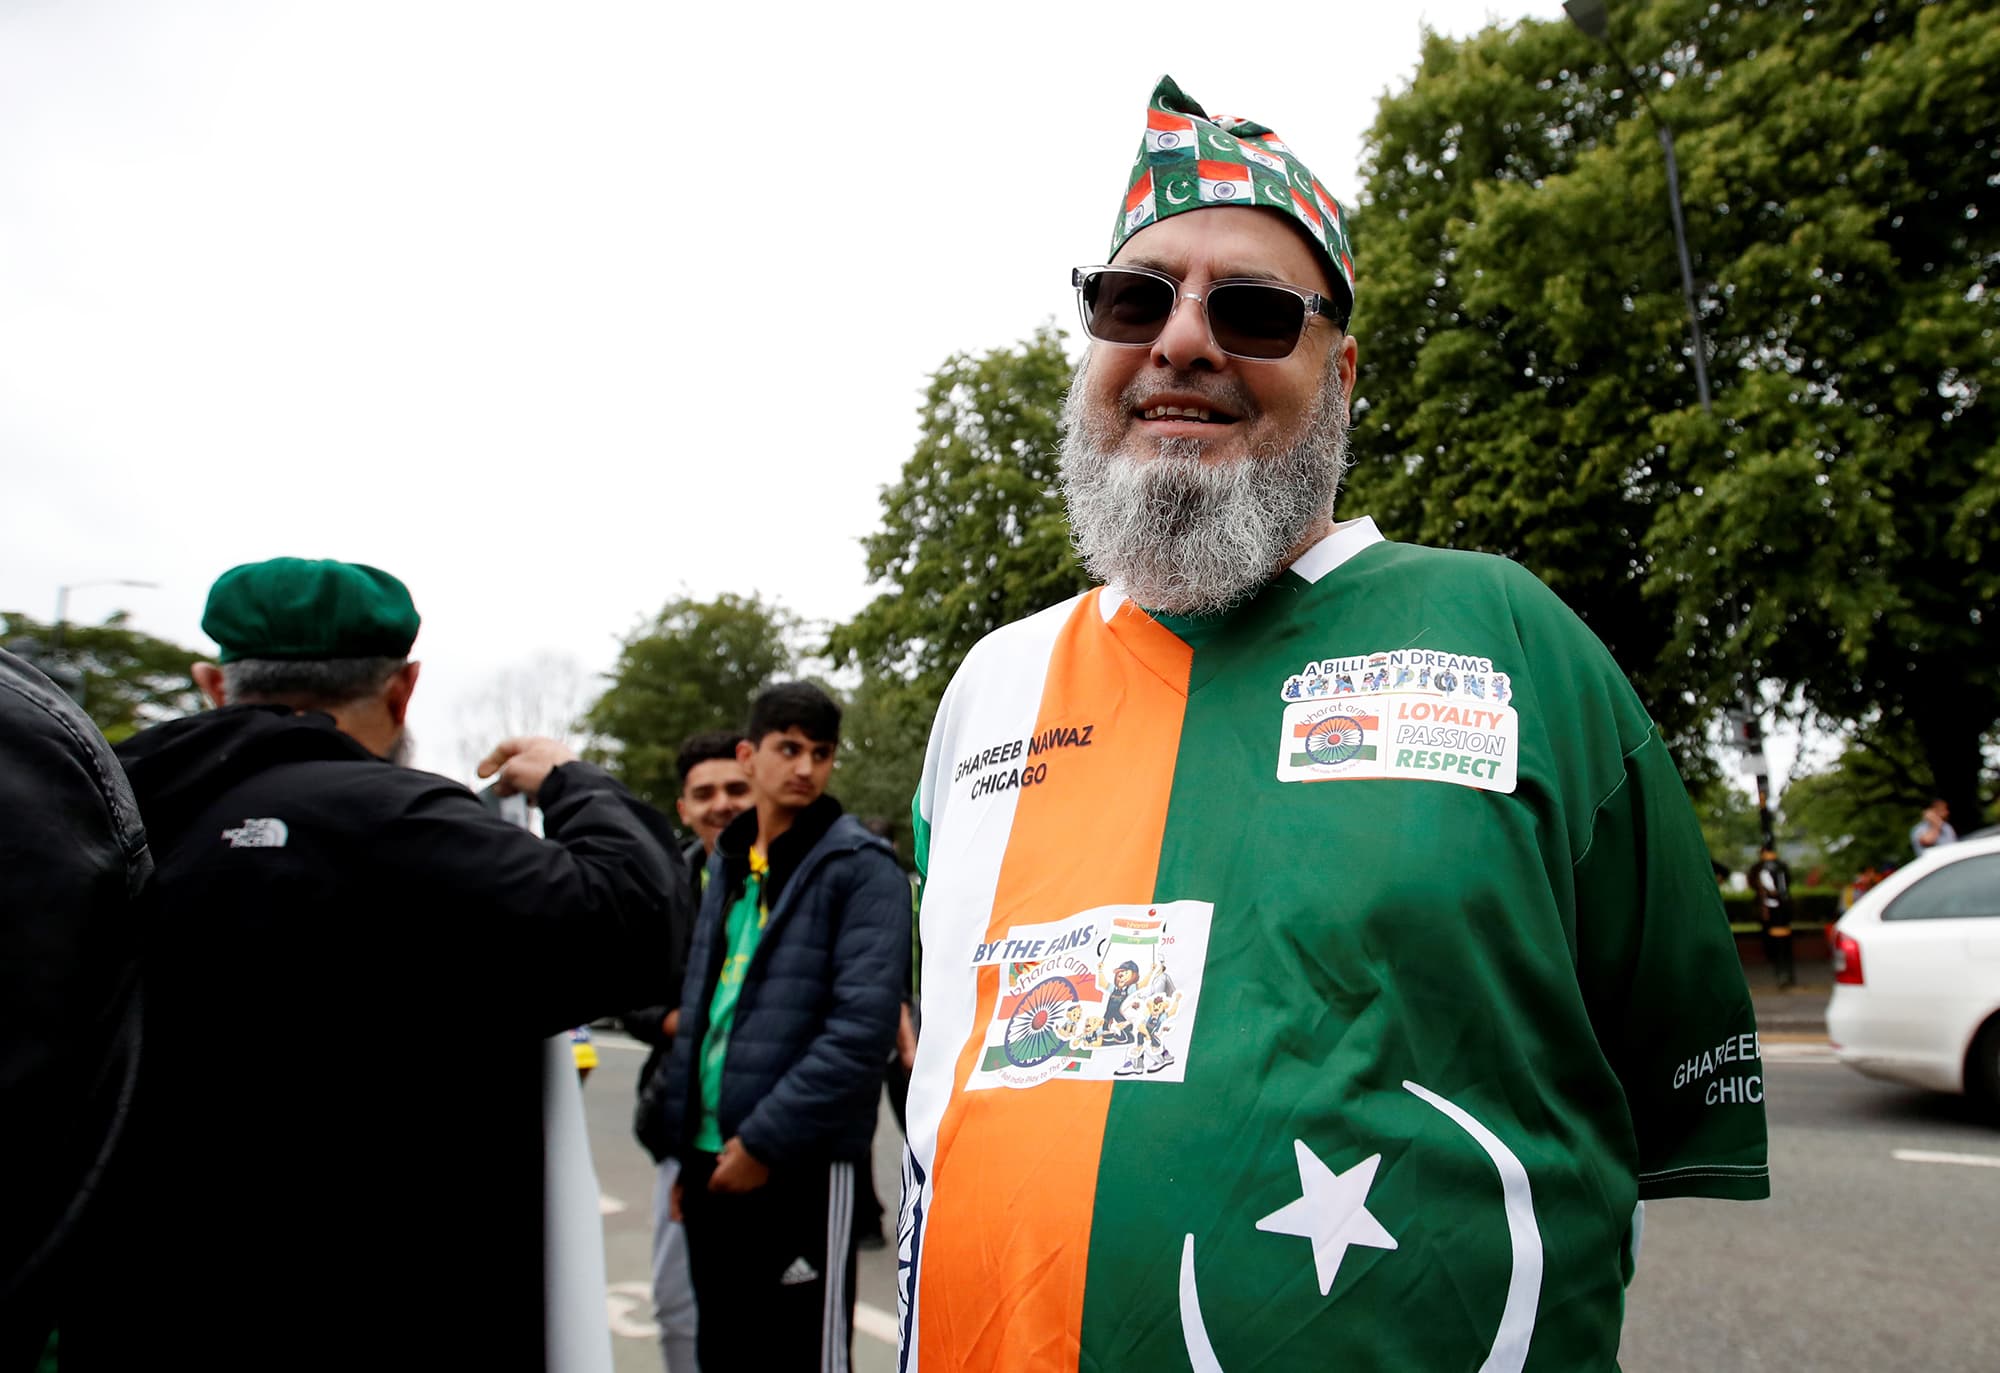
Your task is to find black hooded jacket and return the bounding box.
[61,704,686,1370]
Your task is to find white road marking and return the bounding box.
[604,1288,897,1346]
[1893,1149,2000,1170]
[599,1192,628,1216]
[855,1301,899,1346]
[607,1281,660,1339]
[1762,1043,1839,1063]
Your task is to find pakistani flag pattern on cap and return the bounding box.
[1114,75,1355,318]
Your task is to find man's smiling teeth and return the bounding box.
[1142,405,1221,422]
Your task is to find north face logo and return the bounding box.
[778,1257,819,1287]
[221,818,289,849]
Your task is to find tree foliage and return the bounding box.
[1780,718,1997,873]
[449,652,593,777]
[581,594,795,809]
[1348,1,2000,817]
[829,672,935,855]
[827,323,1087,695]
[1,611,203,743]
[1691,773,1764,876]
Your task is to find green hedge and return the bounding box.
[1721,887,1842,933]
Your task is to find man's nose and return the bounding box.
[1151,290,1227,372]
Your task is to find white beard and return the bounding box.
[1058,359,1352,616]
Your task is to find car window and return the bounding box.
[1882,854,2000,922]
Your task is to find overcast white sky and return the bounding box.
[2,0,1591,774]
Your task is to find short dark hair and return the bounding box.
[746,681,841,747]
[676,730,745,794]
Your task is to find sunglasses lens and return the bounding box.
[1079,269,1175,346]
[1206,283,1306,359]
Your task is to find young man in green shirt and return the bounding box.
[659,683,910,1371]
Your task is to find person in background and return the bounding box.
[1909,798,1957,860]
[65,557,685,1371]
[625,729,751,1372]
[1749,845,1797,989]
[658,683,910,1371]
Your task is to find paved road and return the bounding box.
[582,1035,1998,1372]
[1620,1043,1999,1372]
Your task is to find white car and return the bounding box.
[1827,833,2000,1111]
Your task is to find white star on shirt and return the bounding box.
[1254,1139,1399,1296]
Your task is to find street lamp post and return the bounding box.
[51,579,161,656]
[45,579,162,708]
[1562,0,1713,413]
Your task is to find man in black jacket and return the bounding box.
[63,557,687,1371]
[0,648,150,1371]
[660,683,910,1371]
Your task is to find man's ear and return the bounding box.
[192,662,227,708]
[384,661,421,728]
[736,738,755,766]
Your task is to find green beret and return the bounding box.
[202,558,420,664]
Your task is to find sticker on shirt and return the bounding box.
[964,900,1214,1091]
[1278,695,1519,792]
[1280,648,1511,707]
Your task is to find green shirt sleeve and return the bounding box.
[1573,728,1771,1201]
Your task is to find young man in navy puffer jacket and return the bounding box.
[659,682,910,1372]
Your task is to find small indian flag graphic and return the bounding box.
[1290,188,1322,235]
[1197,160,1253,204]
[1147,108,1198,156]
[1238,139,1287,175]
[1290,712,1378,769]
[1124,172,1156,234]
[1313,180,1343,228]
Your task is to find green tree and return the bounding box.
[581,594,795,809]
[1,611,203,742]
[1691,774,1764,876]
[1779,718,1997,873]
[829,671,934,859]
[828,323,1087,695]
[1348,1,2000,813]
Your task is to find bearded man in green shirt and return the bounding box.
[897,76,1769,1373]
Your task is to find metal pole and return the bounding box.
[51,584,71,656]
[1653,121,1713,413]
[1565,3,1714,415]
[1755,771,1773,852]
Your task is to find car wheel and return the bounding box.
[1970,1017,2000,1121]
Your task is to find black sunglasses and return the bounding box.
[1071,265,1341,361]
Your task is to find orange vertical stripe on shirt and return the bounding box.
[918,592,1193,1372]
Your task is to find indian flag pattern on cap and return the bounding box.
[1291,188,1323,236]
[1196,159,1253,205]
[1111,76,1356,319]
[1124,171,1156,235]
[899,521,1768,1372]
[1146,107,1198,157]
[1237,138,1288,175]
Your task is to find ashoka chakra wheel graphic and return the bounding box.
[1304,715,1367,765]
[1003,976,1079,1067]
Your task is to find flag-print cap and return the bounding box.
[1113,75,1355,323]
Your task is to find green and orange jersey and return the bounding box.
[901,518,1767,1373]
